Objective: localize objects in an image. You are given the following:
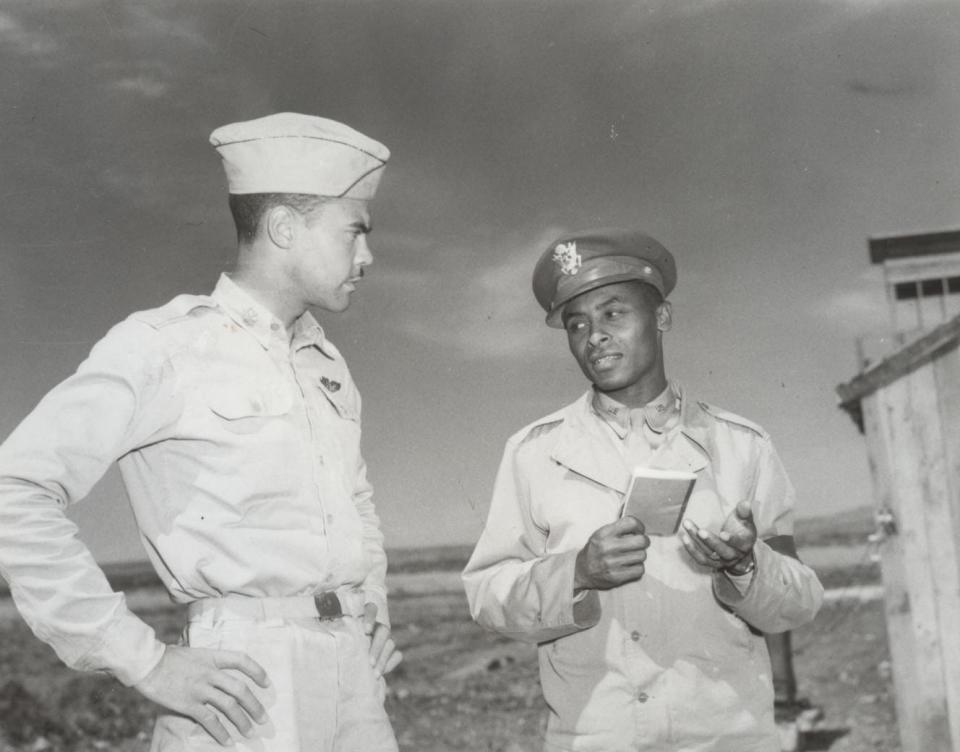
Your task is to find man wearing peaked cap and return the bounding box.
[0,113,401,751]
[464,228,823,751]
[532,228,677,328]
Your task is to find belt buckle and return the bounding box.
[313,591,343,621]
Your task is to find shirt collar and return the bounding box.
[211,274,332,356]
[591,381,682,440]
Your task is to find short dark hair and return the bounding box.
[227,193,329,244]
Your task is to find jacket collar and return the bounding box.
[592,382,681,438]
[549,385,712,493]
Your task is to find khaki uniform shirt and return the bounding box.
[0,275,388,686]
[462,385,823,752]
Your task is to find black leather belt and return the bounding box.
[313,591,343,620]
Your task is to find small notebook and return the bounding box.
[620,467,697,536]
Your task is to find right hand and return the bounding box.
[363,603,404,678]
[135,645,271,746]
[574,516,650,592]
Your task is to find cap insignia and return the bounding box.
[552,242,582,276]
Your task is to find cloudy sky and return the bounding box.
[1,0,958,562]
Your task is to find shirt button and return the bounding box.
[630,631,640,642]
[270,322,280,332]
[326,514,334,524]
[637,692,649,703]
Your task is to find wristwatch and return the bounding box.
[725,551,756,577]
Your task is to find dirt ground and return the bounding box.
[0,548,897,752]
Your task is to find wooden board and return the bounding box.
[931,344,960,746]
[869,364,953,749]
[861,389,922,750]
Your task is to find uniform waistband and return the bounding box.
[186,588,367,623]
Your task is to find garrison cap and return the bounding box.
[209,112,389,199]
[533,228,676,327]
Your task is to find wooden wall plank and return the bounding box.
[861,389,922,750]
[880,366,952,749]
[930,344,960,745]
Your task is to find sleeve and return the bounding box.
[354,455,390,627]
[0,319,177,685]
[348,387,390,627]
[713,436,824,633]
[461,440,601,644]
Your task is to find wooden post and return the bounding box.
[838,315,960,752]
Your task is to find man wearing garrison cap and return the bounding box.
[0,113,401,751]
[463,229,824,751]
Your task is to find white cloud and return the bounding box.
[117,5,212,49]
[0,11,57,56]
[111,75,169,99]
[812,280,890,339]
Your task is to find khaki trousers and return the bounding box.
[150,607,398,752]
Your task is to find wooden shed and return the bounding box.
[837,314,960,751]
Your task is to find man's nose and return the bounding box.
[587,327,610,347]
[356,236,373,267]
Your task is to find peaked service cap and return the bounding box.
[532,228,677,328]
[209,112,390,199]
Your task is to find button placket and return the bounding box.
[288,355,329,535]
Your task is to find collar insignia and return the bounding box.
[320,376,341,392]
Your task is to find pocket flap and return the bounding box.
[207,384,291,420]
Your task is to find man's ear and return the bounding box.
[265,205,299,249]
[656,300,673,332]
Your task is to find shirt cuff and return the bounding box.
[564,550,601,629]
[713,541,770,607]
[80,608,167,687]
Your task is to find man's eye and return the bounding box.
[566,321,585,333]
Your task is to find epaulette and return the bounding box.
[697,401,766,438]
[519,418,564,446]
[131,295,218,330]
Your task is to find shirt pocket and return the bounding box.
[206,384,292,433]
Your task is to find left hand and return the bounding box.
[362,604,403,678]
[680,500,757,573]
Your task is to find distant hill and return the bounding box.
[0,547,477,597]
[794,505,875,547]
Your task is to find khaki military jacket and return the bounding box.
[463,387,823,752]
